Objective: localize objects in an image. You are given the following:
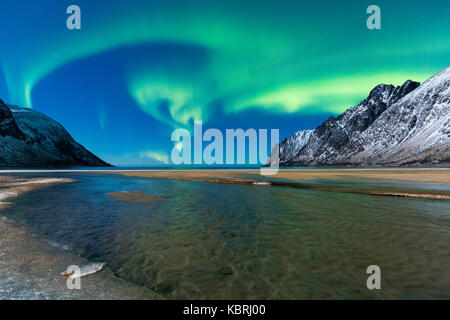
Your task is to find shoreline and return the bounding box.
[1,168,449,182]
[1,169,449,299]
[0,170,449,299]
[0,176,163,300]
[0,217,163,300]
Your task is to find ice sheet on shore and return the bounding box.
[0,191,18,201]
[0,177,74,208]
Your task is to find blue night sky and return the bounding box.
[0,0,449,166]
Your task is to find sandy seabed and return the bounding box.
[0,176,163,300]
[0,168,448,299]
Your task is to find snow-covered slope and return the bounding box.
[279,66,450,166]
[278,129,313,163]
[349,67,450,165]
[0,100,111,167]
[267,129,312,166]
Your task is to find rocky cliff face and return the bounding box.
[277,66,450,166]
[0,100,111,167]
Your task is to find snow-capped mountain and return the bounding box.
[0,99,111,167]
[277,66,450,166]
[277,129,313,163]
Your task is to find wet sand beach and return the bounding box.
[0,217,164,299]
[117,168,450,183]
[0,177,163,300]
[117,169,450,200]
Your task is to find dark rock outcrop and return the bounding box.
[0,100,26,140]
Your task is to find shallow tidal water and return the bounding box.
[1,172,449,299]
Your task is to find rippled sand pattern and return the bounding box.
[110,188,450,299]
[98,177,450,299]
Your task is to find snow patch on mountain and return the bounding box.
[279,129,313,163]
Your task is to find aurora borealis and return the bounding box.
[0,0,449,165]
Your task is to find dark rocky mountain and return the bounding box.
[0,99,111,167]
[273,66,450,166]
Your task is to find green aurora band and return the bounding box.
[1,0,449,127]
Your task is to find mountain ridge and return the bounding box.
[272,66,450,167]
[0,99,111,167]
